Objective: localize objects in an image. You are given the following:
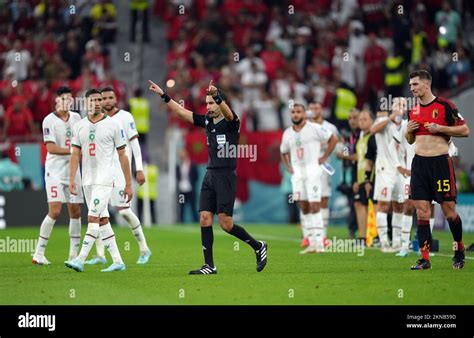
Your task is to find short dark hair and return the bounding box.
[56,86,72,96]
[100,86,115,93]
[85,88,101,98]
[293,103,306,111]
[409,70,432,82]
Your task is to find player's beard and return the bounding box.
[292,118,303,125]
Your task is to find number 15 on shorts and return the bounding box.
[436,179,450,192]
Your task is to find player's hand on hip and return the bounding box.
[364,182,372,196]
[148,80,164,95]
[352,182,359,194]
[318,156,328,165]
[407,120,420,133]
[69,181,77,195]
[136,170,146,186]
[124,185,133,203]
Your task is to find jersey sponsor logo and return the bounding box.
[432,109,438,119]
[43,128,50,135]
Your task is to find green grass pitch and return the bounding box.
[0,224,473,305]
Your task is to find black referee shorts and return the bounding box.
[410,154,457,203]
[199,170,237,216]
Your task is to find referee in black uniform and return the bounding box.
[149,79,267,274]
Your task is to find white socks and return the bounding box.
[376,212,389,247]
[310,212,325,249]
[300,211,310,239]
[401,215,413,251]
[321,208,329,238]
[99,222,123,264]
[95,232,105,258]
[68,218,81,259]
[34,215,56,257]
[392,212,403,248]
[77,223,99,263]
[119,208,149,253]
[429,217,434,233]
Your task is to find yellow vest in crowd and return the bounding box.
[384,56,404,87]
[138,164,159,200]
[129,97,150,134]
[335,88,357,121]
[130,0,149,11]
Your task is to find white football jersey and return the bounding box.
[374,116,399,174]
[43,111,82,183]
[280,121,332,176]
[393,119,415,170]
[108,109,139,185]
[318,120,338,157]
[72,114,126,186]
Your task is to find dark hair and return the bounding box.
[100,86,115,93]
[293,103,306,110]
[56,86,72,96]
[409,70,432,82]
[85,88,101,98]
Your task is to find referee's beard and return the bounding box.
[207,110,221,119]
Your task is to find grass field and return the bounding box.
[0,224,473,305]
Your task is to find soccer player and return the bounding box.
[281,103,337,254]
[406,70,470,270]
[84,87,151,265]
[65,89,133,272]
[307,102,339,242]
[148,79,267,274]
[370,106,404,252]
[32,87,83,265]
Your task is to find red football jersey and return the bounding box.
[408,97,465,140]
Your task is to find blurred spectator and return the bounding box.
[137,162,158,224]
[248,89,281,132]
[2,96,35,140]
[446,47,471,87]
[363,32,386,113]
[130,0,150,43]
[3,39,32,81]
[176,149,198,223]
[241,61,268,105]
[61,36,83,79]
[331,82,357,131]
[435,0,461,51]
[90,0,117,44]
[0,150,24,192]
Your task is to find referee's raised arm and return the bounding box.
[148,80,194,124]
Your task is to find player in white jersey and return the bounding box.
[370,98,405,252]
[307,102,340,243]
[280,103,337,253]
[33,87,84,266]
[84,87,151,265]
[65,89,133,272]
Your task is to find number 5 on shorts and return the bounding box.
[436,179,450,192]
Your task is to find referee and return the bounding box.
[149,80,267,275]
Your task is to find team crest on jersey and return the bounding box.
[89,130,96,141]
[43,128,50,135]
[432,109,438,119]
[66,127,71,137]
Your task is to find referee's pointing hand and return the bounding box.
[207,80,218,97]
[148,80,164,95]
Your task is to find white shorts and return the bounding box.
[110,185,130,208]
[83,185,112,218]
[291,173,322,202]
[320,170,332,198]
[374,170,404,202]
[45,179,84,204]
